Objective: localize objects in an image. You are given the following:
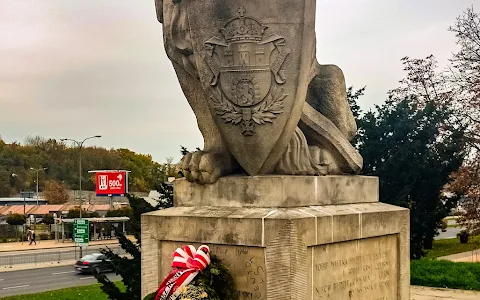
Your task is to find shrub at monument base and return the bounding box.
[95,184,173,300]
[411,260,480,290]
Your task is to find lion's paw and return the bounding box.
[179,151,237,184]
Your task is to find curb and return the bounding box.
[0,260,76,273]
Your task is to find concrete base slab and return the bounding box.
[174,175,379,207]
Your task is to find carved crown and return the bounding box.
[220,7,267,43]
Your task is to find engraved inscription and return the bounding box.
[205,7,289,136]
[160,242,266,300]
[311,235,398,300]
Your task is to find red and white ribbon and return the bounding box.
[155,245,211,300]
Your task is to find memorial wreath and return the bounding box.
[144,245,236,300]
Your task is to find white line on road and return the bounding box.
[0,279,4,281]
[2,285,30,290]
[52,271,75,275]
[80,277,94,280]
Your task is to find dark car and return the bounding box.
[75,253,113,274]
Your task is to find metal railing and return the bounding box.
[0,246,124,268]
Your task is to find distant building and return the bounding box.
[0,198,48,206]
[0,204,115,224]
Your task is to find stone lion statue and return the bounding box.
[154,0,362,184]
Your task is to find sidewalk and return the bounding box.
[0,236,135,252]
[438,249,480,262]
[411,286,480,299]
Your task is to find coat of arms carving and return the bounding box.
[204,7,289,136]
[155,0,363,183]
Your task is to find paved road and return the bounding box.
[0,265,120,298]
[435,227,463,240]
[0,245,122,268]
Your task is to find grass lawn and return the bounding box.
[0,282,124,300]
[425,236,480,259]
[411,260,480,291]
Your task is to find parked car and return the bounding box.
[75,253,113,274]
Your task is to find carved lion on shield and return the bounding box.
[154,0,362,184]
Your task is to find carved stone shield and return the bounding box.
[186,1,316,175]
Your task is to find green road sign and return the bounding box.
[74,219,89,247]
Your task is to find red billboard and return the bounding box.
[95,171,127,196]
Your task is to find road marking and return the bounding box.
[80,277,94,280]
[2,285,30,290]
[52,271,75,275]
[0,279,4,281]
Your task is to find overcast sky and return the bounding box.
[0,0,477,163]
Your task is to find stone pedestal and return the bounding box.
[142,176,410,300]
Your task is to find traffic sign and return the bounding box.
[74,219,89,246]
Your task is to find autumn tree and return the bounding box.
[449,6,480,152]
[430,6,480,238]
[445,164,480,232]
[389,55,455,108]
[43,180,70,204]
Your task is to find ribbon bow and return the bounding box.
[155,245,211,300]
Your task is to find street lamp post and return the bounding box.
[20,191,32,245]
[30,167,47,205]
[61,136,101,258]
[60,136,101,219]
[23,192,26,244]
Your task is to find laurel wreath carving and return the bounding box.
[251,87,286,125]
[211,88,243,124]
[211,86,286,125]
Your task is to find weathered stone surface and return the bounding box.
[174,175,379,207]
[141,203,410,299]
[154,0,363,184]
[310,235,398,300]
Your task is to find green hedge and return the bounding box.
[411,259,480,290]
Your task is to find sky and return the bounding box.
[0,0,477,163]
